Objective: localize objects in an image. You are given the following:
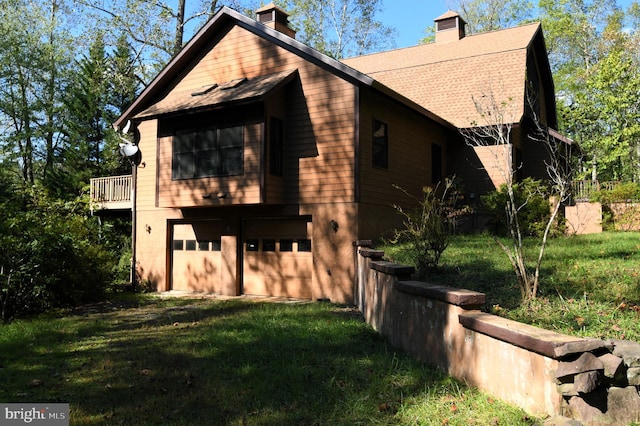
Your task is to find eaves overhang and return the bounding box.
[134,70,298,120]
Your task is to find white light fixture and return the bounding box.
[119,142,139,158]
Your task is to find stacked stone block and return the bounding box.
[554,339,640,425]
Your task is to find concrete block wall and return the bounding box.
[354,242,640,424]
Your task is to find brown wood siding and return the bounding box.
[164,26,356,206]
[264,92,286,204]
[136,119,159,210]
[358,87,450,208]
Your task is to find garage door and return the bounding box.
[243,218,313,298]
[171,221,222,292]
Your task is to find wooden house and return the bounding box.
[98,4,562,302]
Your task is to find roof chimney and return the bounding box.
[256,3,296,39]
[434,11,466,44]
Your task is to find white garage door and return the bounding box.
[171,221,222,292]
[243,218,313,299]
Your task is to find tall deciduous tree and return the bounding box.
[0,0,72,185]
[541,0,640,182]
[79,0,245,86]
[284,0,396,58]
[444,0,534,33]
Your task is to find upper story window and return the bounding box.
[372,119,388,169]
[172,125,243,180]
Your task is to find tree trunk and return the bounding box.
[173,0,186,56]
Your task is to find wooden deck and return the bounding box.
[90,175,132,211]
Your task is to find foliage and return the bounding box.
[382,232,640,342]
[0,183,116,321]
[390,177,471,276]
[541,0,640,183]
[481,178,553,237]
[0,297,538,424]
[444,0,535,33]
[591,181,640,204]
[0,0,73,185]
[283,0,397,59]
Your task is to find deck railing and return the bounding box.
[571,180,619,201]
[90,175,132,210]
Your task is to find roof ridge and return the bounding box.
[358,47,528,75]
[343,21,540,61]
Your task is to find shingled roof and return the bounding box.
[342,22,543,129]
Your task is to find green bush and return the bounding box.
[591,183,640,230]
[481,178,551,237]
[591,182,640,204]
[391,177,471,277]
[0,184,116,320]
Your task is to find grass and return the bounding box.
[383,231,640,342]
[0,296,539,425]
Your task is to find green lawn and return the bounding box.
[0,296,538,425]
[383,231,640,342]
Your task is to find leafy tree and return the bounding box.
[444,0,535,33]
[539,0,640,182]
[280,0,397,59]
[78,0,247,86]
[0,0,73,186]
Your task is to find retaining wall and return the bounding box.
[354,242,640,424]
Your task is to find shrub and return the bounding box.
[0,185,116,320]
[591,182,640,204]
[390,177,471,277]
[591,182,640,230]
[481,178,551,237]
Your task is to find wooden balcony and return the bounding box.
[90,175,133,212]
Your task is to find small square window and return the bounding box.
[246,239,259,252]
[173,240,184,251]
[211,240,221,251]
[186,240,197,251]
[279,239,293,252]
[262,239,276,252]
[198,241,210,251]
[297,239,312,252]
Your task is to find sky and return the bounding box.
[379,0,637,49]
[381,0,449,48]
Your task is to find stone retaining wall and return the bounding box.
[354,241,640,424]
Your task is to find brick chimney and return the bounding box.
[256,3,296,39]
[434,11,466,44]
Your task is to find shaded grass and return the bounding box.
[383,232,640,341]
[0,296,538,425]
